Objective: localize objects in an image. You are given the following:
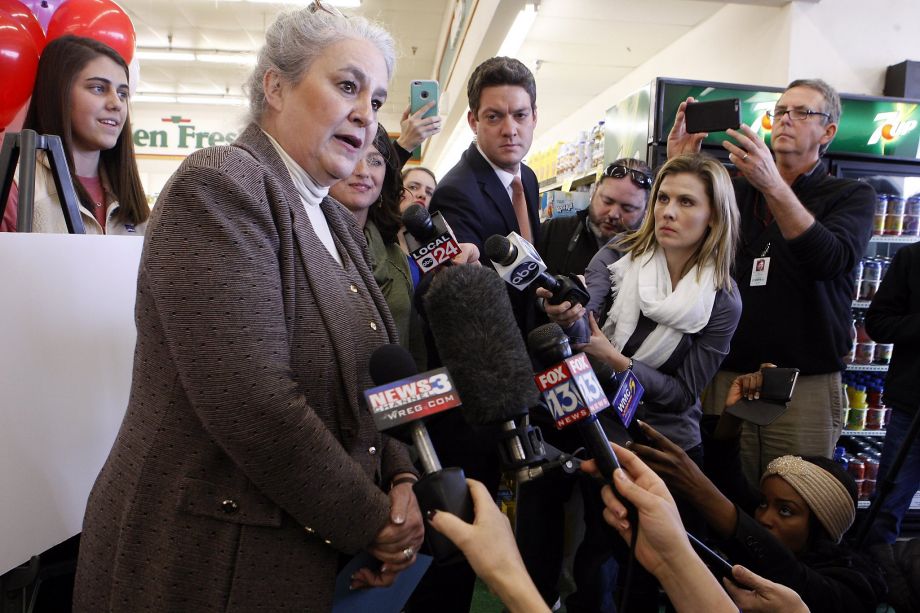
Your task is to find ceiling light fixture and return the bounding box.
[497,3,536,58]
[136,47,258,66]
[135,49,195,62]
[196,52,257,66]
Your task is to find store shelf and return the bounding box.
[859,492,920,511]
[869,235,920,244]
[841,429,887,437]
[846,363,889,372]
[851,300,872,309]
[538,166,603,193]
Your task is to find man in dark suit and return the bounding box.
[408,57,542,613]
[429,56,540,333]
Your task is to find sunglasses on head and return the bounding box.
[604,164,652,190]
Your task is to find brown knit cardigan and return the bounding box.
[72,123,416,612]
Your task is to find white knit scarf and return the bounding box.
[601,248,717,369]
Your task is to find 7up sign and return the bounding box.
[868,111,918,145]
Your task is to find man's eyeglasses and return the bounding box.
[767,108,830,122]
[604,164,652,190]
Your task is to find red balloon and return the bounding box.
[0,0,46,53]
[45,0,135,64]
[0,7,40,131]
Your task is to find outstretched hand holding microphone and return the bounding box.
[426,443,798,613]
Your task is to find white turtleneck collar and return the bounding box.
[262,128,342,266]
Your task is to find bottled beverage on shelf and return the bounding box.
[885,195,906,236]
[873,194,888,236]
[854,342,876,364]
[833,446,849,471]
[855,316,870,343]
[847,384,868,430]
[866,382,883,407]
[859,259,881,300]
[848,455,865,480]
[866,406,889,430]
[846,318,858,363]
[851,384,868,409]
[841,382,850,426]
[874,343,893,364]
[905,195,920,236]
[878,256,891,281]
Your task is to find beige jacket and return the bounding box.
[19,154,146,235]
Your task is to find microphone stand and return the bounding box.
[0,129,86,234]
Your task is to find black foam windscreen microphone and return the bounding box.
[423,265,539,424]
[402,203,436,239]
[422,265,546,472]
[484,233,590,307]
[401,204,461,273]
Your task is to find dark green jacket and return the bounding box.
[364,220,427,369]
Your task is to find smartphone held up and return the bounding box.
[684,98,741,134]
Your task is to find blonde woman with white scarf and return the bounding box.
[539,153,740,463]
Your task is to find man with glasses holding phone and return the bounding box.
[537,158,652,278]
[669,79,875,483]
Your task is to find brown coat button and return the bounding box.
[221,499,239,514]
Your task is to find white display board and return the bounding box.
[0,234,142,574]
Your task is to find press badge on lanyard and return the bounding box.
[750,242,770,287]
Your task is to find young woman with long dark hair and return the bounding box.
[1,35,147,234]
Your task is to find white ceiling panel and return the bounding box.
[120,0,451,129]
[118,0,733,147]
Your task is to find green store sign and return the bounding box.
[131,115,239,152]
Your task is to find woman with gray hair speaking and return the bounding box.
[72,4,423,611]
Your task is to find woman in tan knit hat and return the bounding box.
[630,368,886,613]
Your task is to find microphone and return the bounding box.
[484,232,590,306]
[527,323,634,485]
[366,344,473,564]
[402,204,462,273]
[422,265,579,482]
[585,354,643,434]
[531,328,735,582]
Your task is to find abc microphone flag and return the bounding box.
[485,232,590,307]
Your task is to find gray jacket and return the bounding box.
[569,241,742,449]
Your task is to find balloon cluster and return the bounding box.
[0,0,136,132]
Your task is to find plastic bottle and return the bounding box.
[833,446,849,471]
[851,385,868,409]
[846,318,857,363]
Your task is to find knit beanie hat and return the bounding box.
[762,455,856,543]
